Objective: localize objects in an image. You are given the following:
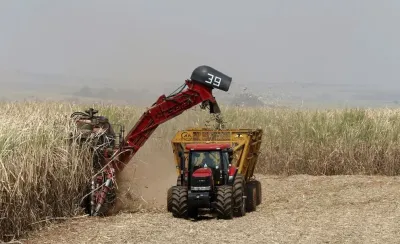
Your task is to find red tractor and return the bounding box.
[168,128,263,219]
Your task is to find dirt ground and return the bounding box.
[21,173,400,244]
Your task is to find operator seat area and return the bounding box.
[191,151,222,185]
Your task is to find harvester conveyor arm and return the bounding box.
[111,79,221,172]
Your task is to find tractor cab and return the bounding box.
[176,143,236,210]
[168,128,263,219]
[185,143,234,191]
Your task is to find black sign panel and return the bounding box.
[190,65,232,92]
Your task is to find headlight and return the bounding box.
[191,186,211,191]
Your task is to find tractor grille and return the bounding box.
[191,176,211,191]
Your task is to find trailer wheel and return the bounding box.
[171,186,189,218]
[245,181,257,212]
[255,180,262,205]
[215,185,234,219]
[167,187,173,212]
[232,173,246,217]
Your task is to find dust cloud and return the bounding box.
[111,146,178,213]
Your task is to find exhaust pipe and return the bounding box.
[179,151,185,186]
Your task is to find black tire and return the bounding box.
[168,175,184,212]
[215,185,234,219]
[167,187,173,212]
[171,186,189,218]
[232,174,246,217]
[255,180,262,205]
[245,181,257,212]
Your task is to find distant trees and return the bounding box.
[74,86,93,97]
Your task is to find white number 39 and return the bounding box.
[206,73,222,87]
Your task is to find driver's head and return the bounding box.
[204,153,214,161]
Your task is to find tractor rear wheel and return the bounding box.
[245,181,257,212]
[232,173,246,217]
[215,185,234,219]
[171,186,189,218]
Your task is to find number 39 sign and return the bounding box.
[205,73,222,87]
[190,65,232,92]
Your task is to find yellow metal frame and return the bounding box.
[170,127,263,181]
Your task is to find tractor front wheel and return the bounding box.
[171,186,189,218]
[215,185,234,219]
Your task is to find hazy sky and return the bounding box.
[0,0,399,90]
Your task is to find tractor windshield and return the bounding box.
[190,150,221,170]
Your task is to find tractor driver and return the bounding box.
[200,152,217,168]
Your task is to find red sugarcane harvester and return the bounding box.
[70,65,233,216]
